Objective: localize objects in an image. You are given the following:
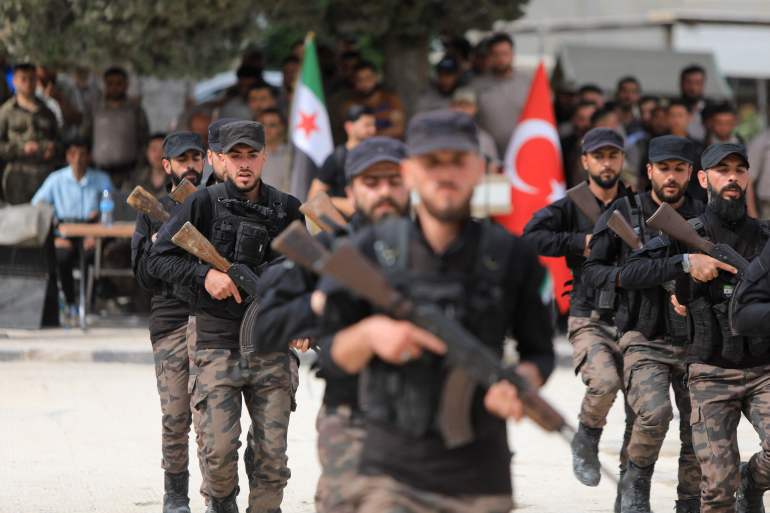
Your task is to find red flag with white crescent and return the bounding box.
[495,61,572,313]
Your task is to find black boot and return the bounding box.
[210,488,239,513]
[621,460,654,513]
[737,462,765,513]
[675,498,700,513]
[163,472,191,513]
[571,422,602,486]
[615,467,626,513]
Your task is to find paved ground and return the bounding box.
[1,329,768,512]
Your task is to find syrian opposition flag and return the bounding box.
[495,62,572,313]
[288,33,334,200]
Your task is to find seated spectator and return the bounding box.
[247,83,279,120]
[307,105,376,205]
[124,133,167,197]
[31,138,112,318]
[258,108,293,194]
[415,56,462,113]
[578,83,605,108]
[0,63,60,205]
[342,61,405,138]
[449,88,500,172]
[89,66,149,189]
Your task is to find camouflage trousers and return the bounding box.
[315,404,366,513]
[353,474,513,513]
[190,348,293,513]
[568,314,623,428]
[688,362,770,513]
[620,331,700,500]
[152,316,197,475]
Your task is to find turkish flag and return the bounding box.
[495,62,572,313]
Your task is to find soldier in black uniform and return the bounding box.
[147,120,304,513]
[622,143,770,513]
[318,110,555,513]
[132,131,205,513]
[244,136,411,513]
[523,127,630,489]
[583,135,704,513]
[732,239,770,336]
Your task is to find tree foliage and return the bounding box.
[0,0,261,77]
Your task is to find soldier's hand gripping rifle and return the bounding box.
[171,221,261,299]
[646,203,749,273]
[272,221,623,477]
[168,178,198,204]
[300,191,349,233]
[126,186,170,222]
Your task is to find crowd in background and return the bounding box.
[1,32,769,318]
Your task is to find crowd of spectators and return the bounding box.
[0,33,766,320]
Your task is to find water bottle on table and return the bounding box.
[99,189,114,226]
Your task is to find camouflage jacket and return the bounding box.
[0,96,59,171]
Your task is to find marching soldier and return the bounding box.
[247,136,411,513]
[146,120,304,513]
[584,135,704,513]
[318,110,555,513]
[624,143,770,513]
[131,131,206,513]
[523,127,630,490]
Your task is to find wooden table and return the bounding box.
[57,222,135,329]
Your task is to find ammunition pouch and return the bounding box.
[687,296,717,360]
[713,302,744,363]
[234,221,269,268]
[597,288,617,311]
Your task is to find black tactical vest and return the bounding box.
[687,213,770,362]
[363,218,513,442]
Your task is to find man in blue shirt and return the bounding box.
[32,138,112,313]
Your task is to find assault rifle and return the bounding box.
[168,178,198,204]
[126,186,170,222]
[272,221,583,439]
[171,221,260,298]
[646,203,749,273]
[300,192,348,233]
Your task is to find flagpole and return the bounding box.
[287,31,314,200]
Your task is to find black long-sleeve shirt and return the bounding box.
[131,192,191,342]
[584,192,703,338]
[318,217,555,496]
[523,182,629,317]
[733,239,770,337]
[146,179,303,348]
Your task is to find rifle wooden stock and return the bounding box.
[646,203,714,254]
[171,221,232,272]
[126,186,170,222]
[300,192,348,233]
[168,178,198,204]
[566,182,602,223]
[270,220,330,271]
[607,210,642,250]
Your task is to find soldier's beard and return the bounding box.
[652,180,685,204]
[589,171,620,190]
[707,183,746,223]
[172,168,201,186]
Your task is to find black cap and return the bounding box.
[219,120,265,153]
[648,135,694,165]
[208,117,239,153]
[162,131,204,159]
[435,56,459,74]
[345,137,407,182]
[406,110,479,156]
[581,128,624,153]
[701,142,749,170]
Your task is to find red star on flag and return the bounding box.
[297,111,319,138]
